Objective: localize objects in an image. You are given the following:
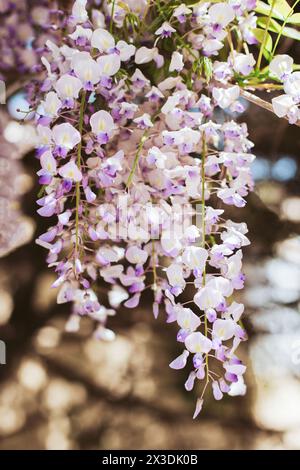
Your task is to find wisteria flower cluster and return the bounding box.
[29,0,299,417]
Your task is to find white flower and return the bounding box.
[269,54,293,80]
[224,363,246,377]
[166,263,186,288]
[133,113,153,128]
[213,85,240,109]
[97,54,121,76]
[228,376,247,396]
[147,146,168,169]
[194,284,224,310]
[162,127,200,146]
[72,53,101,85]
[169,51,184,72]
[58,161,82,182]
[100,264,124,282]
[41,56,55,80]
[40,151,57,174]
[182,246,208,271]
[161,94,180,114]
[169,350,189,369]
[116,40,136,61]
[161,231,182,254]
[37,125,52,146]
[232,53,255,76]
[108,285,129,308]
[91,28,115,52]
[135,46,158,64]
[155,22,176,36]
[223,250,242,279]
[185,332,212,354]
[283,72,300,101]
[176,307,201,331]
[52,123,81,150]
[208,3,235,27]
[91,9,105,28]
[226,302,244,322]
[212,319,236,341]
[272,94,295,117]
[72,0,88,24]
[131,68,150,88]
[90,110,115,138]
[202,39,224,56]
[55,74,82,100]
[173,4,192,22]
[69,25,92,42]
[158,76,182,91]
[126,246,148,264]
[41,91,62,117]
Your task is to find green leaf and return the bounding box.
[253,28,273,60]
[257,16,282,32]
[203,57,213,82]
[256,0,297,21]
[255,0,284,20]
[253,28,273,51]
[279,24,300,40]
[267,0,292,18]
[257,16,300,40]
[287,13,300,25]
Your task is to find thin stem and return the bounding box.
[126,132,148,187]
[242,83,283,90]
[240,87,300,127]
[126,106,162,188]
[110,0,116,34]
[256,0,276,71]
[227,28,235,68]
[201,132,209,387]
[75,90,86,257]
[152,239,157,291]
[271,0,300,58]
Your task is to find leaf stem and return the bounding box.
[256,0,276,71]
[201,132,209,386]
[110,0,116,34]
[271,0,300,58]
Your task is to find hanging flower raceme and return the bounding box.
[33,0,300,418]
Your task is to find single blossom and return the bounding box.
[52,123,81,152]
[169,51,184,72]
[97,54,121,76]
[173,4,192,23]
[91,28,115,52]
[90,110,115,142]
[185,332,212,354]
[155,22,176,37]
[208,3,235,28]
[73,54,101,88]
[212,85,240,109]
[72,0,88,23]
[269,54,293,80]
[41,91,62,117]
[58,161,82,182]
[55,74,83,101]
